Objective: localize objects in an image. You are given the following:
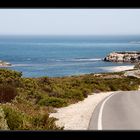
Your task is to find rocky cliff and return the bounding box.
[104,51,140,63]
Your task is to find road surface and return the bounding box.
[88,91,140,130]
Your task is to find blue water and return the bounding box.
[0,35,139,77]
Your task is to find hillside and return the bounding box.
[0,69,140,130]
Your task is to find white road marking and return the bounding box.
[97,92,118,130]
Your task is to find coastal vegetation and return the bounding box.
[0,68,140,130]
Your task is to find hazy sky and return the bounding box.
[0,9,140,35]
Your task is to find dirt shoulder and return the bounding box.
[50,91,116,130]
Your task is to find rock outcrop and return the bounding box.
[0,60,11,66]
[104,51,140,63]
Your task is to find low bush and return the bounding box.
[0,107,9,130]
[21,78,38,90]
[64,89,84,101]
[31,114,63,130]
[38,97,67,107]
[2,104,62,130]
[0,69,22,78]
[81,88,91,97]
[2,106,25,130]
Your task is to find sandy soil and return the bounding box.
[110,65,134,72]
[50,91,115,130]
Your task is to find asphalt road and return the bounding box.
[88,91,140,130]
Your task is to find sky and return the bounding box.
[0,9,140,35]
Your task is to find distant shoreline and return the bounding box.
[0,60,11,67]
[0,64,134,78]
[99,65,134,73]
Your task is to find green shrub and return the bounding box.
[0,69,22,78]
[38,77,51,85]
[21,78,38,90]
[38,97,67,107]
[42,85,52,93]
[65,89,84,101]
[80,87,92,97]
[0,107,9,130]
[0,69,22,86]
[83,76,94,84]
[2,106,25,130]
[108,84,118,91]
[48,85,65,97]
[2,104,62,130]
[31,114,63,130]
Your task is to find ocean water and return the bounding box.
[0,35,139,77]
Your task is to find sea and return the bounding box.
[0,35,139,77]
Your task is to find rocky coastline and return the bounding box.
[104,51,140,63]
[0,60,11,67]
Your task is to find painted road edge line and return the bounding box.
[97,92,118,130]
